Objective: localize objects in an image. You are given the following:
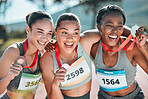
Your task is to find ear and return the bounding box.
[97,24,102,33]
[26,25,31,35]
[54,29,57,37]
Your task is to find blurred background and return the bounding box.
[0,0,148,57]
[0,0,148,98]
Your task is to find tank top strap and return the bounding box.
[16,41,25,56]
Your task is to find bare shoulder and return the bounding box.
[1,43,19,62]
[0,43,20,78]
[40,51,54,72]
[125,40,139,55]
[91,41,99,59]
[39,52,55,95]
[125,40,147,65]
[130,42,148,73]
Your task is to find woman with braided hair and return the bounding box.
[91,5,148,99]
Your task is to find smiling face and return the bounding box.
[55,20,80,54]
[98,12,124,48]
[27,18,53,50]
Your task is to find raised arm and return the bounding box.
[135,26,148,62]
[40,52,65,99]
[0,44,23,94]
[80,29,101,56]
[79,26,130,56]
[131,26,148,74]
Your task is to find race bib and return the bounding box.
[17,72,42,91]
[61,56,91,87]
[97,68,128,92]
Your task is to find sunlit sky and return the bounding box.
[0,0,79,25]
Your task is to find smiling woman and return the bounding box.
[39,13,101,99]
[0,11,53,99]
[91,5,148,99]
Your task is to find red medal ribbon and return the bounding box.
[55,43,77,68]
[23,39,39,68]
[101,34,135,52]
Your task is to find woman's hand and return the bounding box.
[45,39,56,52]
[52,68,66,87]
[136,26,148,48]
[8,56,25,80]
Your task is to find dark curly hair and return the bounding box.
[96,4,126,25]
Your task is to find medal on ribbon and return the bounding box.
[62,63,70,71]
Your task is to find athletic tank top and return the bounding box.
[94,41,137,87]
[53,42,92,90]
[7,41,41,92]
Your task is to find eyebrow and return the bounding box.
[105,21,123,24]
[60,28,80,31]
[37,28,52,32]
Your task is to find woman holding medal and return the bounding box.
[90,5,148,99]
[40,13,101,99]
[0,11,53,99]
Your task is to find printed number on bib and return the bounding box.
[66,67,84,81]
[102,78,120,85]
[97,68,128,92]
[61,56,91,87]
[17,73,42,91]
[25,78,41,87]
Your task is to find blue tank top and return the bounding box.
[53,42,92,90]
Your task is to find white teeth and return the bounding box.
[38,41,45,45]
[65,43,73,46]
[108,35,117,39]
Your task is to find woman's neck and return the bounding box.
[59,49,77,64]
[102,42,120,56]
[26,40,38,56]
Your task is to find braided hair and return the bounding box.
[96,5,126,25]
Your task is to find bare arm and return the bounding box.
[135,26,148,61]
[132,43,148,74]
[81,25,131,37]
[80,29,101,56]
[40,52,65,99]
[122,25,131,37]
[0,44,23,94]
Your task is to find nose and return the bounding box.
[67,34,73,40]
[111,27,119,34]
[112,27,118,31]
[41,34,47,41]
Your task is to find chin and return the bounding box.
[37,46,45,51]
[109,42,119,47]
[64,50,73,54]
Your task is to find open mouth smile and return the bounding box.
[64,43,74,48]
[108,35,118,41]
